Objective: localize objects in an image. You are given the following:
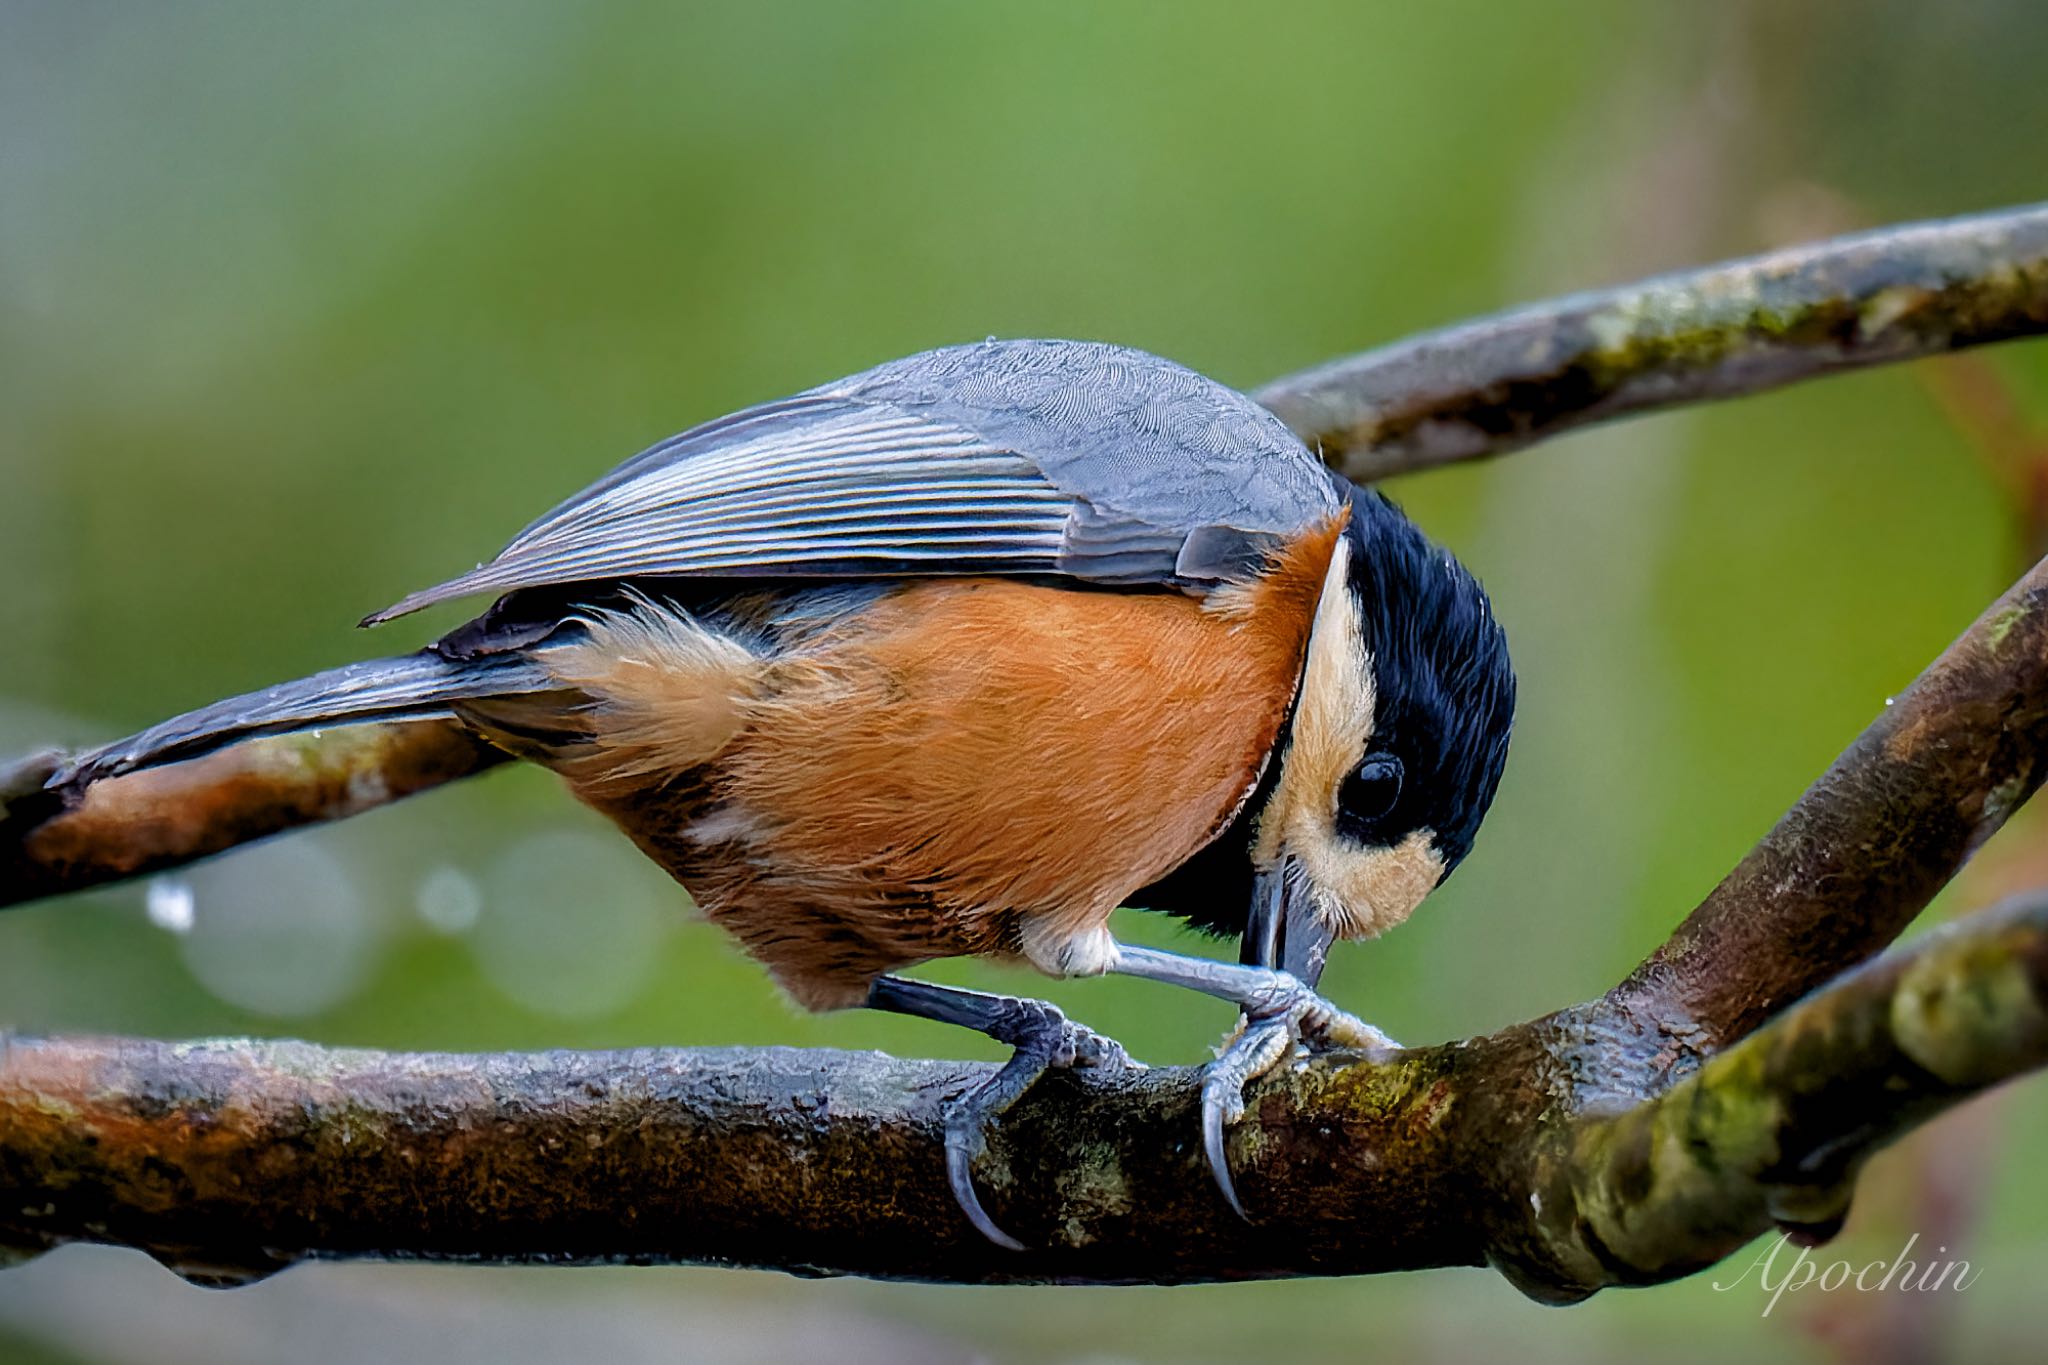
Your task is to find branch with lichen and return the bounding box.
[1258,200,2048,481]
[5,203,2048,1295]
[1516,891,2048,1300]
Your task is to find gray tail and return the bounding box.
[50,649,555,792]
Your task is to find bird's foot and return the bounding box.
[944,997,1137,1250]
[1200,972,1399,1218]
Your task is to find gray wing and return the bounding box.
[365,338,1342,625]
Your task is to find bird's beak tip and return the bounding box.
[1242,861,1336,988]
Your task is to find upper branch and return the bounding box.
[1257,202,2048,481]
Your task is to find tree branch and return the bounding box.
[0,721,505,908]
[1524,892,2048,1297]
[4,890,2044,1292]
[1257,201,2048,482]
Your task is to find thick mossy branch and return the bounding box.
[1526,895,2048,1297]
[0,721,505,908]
[0,1034,1488,1287]
[3,894,2043,1291]
[1257,202,2048,481]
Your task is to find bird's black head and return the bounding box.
[1334,483,1515,878]
[1238,481,1515,981]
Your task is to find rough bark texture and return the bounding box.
[5,204,2048,1295]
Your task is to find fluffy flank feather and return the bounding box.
[538,591,764,784]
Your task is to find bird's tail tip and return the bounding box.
[41,649,550,797]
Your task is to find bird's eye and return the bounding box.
[1338,754,1403,826]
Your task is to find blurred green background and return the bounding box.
[3,2,2047,1362]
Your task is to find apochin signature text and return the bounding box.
[1713,1233,1981,1316]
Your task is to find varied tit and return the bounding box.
[50,338,1516,1246]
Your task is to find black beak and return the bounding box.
[1241,860,1335,988]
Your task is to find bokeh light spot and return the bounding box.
[178,836,378,1017]
[414,864,483,935]
[471,827,674,1018]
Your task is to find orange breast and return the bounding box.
[559,520,1342,1009]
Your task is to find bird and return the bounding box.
[45,337,1516,1247]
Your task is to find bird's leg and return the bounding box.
[865,975,1136,1250]
[1107,944,1399,1218]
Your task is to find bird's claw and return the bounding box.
[1200,974,1399,1219]
[1201,1017,1296,1218]
[942,998,1136,1250]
